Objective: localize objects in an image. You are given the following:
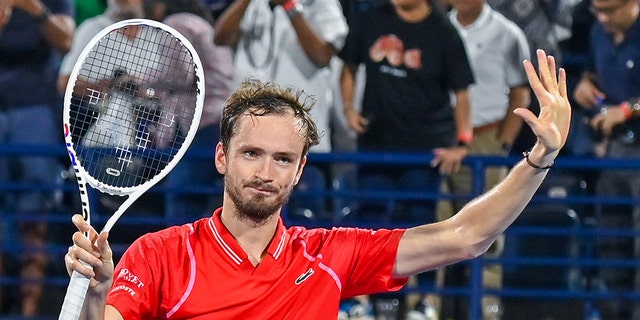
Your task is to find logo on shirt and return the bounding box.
[369,34,422,70]
[295,268,315,285]
[118,268,145,289]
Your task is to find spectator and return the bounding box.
[142,0,235,222]
[487,0,582,154]
[57,0,144,95]
[338,0,473,317]
[339,0,473,231]
[573,0,640,318]
[562,0,599,158]
[214,0,348,154]
[0,0,74,316]
[443,0,531,318]
[213,0,349,221]
[64,52,573,319]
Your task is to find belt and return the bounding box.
[473,121,501,134]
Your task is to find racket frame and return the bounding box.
[59,18,204,320]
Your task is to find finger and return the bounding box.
[430,154,441,168]
[558,68,568,99]
[546,54,558,87]
[71,242,103,266]
[523,59,546,105]
[72,213,94,231]
[73,227,100,251]
[67,246,100,277]
[589,116,602,130]
[601,118,614,136]
[96,232,113,261]
[449,163,459,174]
[535,49,553,89]
[64,252,75,276]
[352,123,365,134]
[72,214,100,243]
[513,107,539,131]
[439,163,450,175]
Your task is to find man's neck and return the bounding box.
[220,207,280,266]
[393,0,431,23]
[455,6,483,27]
[614,4,640,43]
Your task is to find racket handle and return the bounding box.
[58,269,91,320]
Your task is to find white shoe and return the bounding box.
[406,302,438,320]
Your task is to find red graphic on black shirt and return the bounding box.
[369,34,422,69]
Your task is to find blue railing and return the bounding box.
[1,144,639,319]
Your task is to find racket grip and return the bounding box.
[58,269,91,320]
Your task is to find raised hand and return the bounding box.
[514,49,571,158]
[65,214,114,291]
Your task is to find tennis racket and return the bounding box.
[59,19,204,320]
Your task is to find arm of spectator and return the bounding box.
[213,0,251,48]
[340,62,368,133]
[454,88,473,144]
[12,0,75,52]
[499,85,531,150]
[588,103,627,137]
[430,89,471,174]
[274,0,337,68]
[0,0,11,30]
[395,49,571,278]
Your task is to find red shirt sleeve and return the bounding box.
[319,227,408,298]
[106,234,160,319]
[107,225,191,319]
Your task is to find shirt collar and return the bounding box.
[208,208,289,265]
[450,3,493,32]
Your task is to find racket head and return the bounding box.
[63,18,204,197]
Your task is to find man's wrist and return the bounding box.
[282,0,303,19]
[501,142,512,153]
[343,101,356,113]
[457,133,472,148]
[620,98,640,120]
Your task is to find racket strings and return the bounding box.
[68,24,200,190]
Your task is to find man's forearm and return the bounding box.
[213,0,251,47]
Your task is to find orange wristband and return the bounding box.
[457,133,472,144]
[282,0,298,11]
[620,101,632,120]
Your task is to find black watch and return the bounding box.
[501,142,512,153]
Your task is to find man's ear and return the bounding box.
[293,155,307,186]
[214,142,227,175]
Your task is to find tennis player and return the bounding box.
[65,49,570,319]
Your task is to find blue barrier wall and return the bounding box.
[1,144,639,319]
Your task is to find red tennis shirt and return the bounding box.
[107,208,408,319]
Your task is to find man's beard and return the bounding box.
[226,175,292,224]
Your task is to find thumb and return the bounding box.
[96,232,112,261]
[513,107,539,130]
